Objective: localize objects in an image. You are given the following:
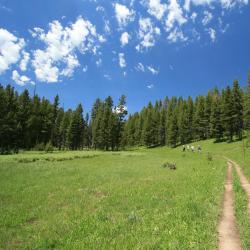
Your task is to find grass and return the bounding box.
[233,170,250,250]
[0,139,249,249]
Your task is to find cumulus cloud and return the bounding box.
[19,51,30,71]
[165,0,187,31]
[114,3,135,27]
[202,11,213,25]
[135,62,145,72]
[136,18,161,51]
[143,0,167,20]
[32,17,101,82]
[120,32,130,46]
[147,83,154,89]
[119,53,126,68]
[12,70,30,86]
[167,28,188,43]
[208,27,216,42]
[148,66,159,75]
[0,28,25,74]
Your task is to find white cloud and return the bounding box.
[148,66,159,75]
[12,70,30,86]
[96,58,102,67]
[188,0,248,9]
[147,83,154,89]
[82,65,88,72]
[143,0,167,20]
[19,51,30,71]
[191,12,198,22]
[135,62,145,72]
[165,0,187,31]
[114,3,135,27]
[120,32,130,46]
[208,28,216,42]
[104,74,111,80]
[202,11,213,25]
[119,53,126,68]
[167,28,188,43]
[32,17,100,82]
[137,18,161,51]
[0,28,25,74]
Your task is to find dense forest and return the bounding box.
[0,71,250,154]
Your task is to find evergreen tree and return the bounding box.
[232,80,243,140]
[193,96,206,140]
[222,87,234,142]
[244,70,250,146]
[210,91,224,142]
[67,104,84,150]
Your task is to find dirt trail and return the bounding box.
[218,162,242,250]
[229,159,250,214]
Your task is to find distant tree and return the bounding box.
[67,104,84,150]
[232,80,243,140]
[51,95,60,146]
[244,70,250,146]
[210,91,224,142]
[222,87,234,142]
[193,96,206,140]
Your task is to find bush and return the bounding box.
[33,143,45,151]
[45,141,54,153]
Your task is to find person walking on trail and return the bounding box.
[198,145,202,153]
[182,145,186,152]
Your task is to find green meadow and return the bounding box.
[0,140,250,249]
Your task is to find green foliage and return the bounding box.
[45,141,54,153]
[0,70,250,153]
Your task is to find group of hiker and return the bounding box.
[182,144,202,153]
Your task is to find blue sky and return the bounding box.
[0,0,250,113]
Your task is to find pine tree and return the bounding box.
[67,104,84,150]
[51,95,60,146]
[244,71,250,146]
[142,102,157,147]
[210,91,224,142]
[187,96,194,142]
[59,110,72,149]
[193,96,206,140]
[232,80,243,140]
[222,87,234,142]
[178,100,189,144]
[168,109,178,147]
[17,89,31,149]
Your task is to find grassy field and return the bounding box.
[0,140,249,249]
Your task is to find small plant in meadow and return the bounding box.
[162,162,176,170]
[207,152,213,162]
[128,212,139,223]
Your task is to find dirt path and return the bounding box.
[229,159,250,214]
[218,162,242,250]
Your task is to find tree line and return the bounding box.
[123,73,250,148]
[0,71,250,153]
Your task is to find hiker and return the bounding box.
[182,145,186,152]
[198,145,202,153]
[191,145,195,152]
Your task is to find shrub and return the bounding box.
[33,143,45,151]
[45,141,54,153]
